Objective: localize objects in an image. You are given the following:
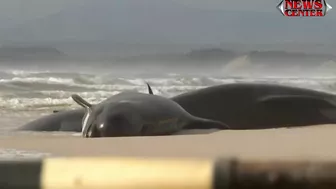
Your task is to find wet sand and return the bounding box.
[1,124,336,161]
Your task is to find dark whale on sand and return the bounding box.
[71,91,228,137]
[17,109,84,132]
[17,83,154,132]
[21,82,336,132]
[171,83,336,129]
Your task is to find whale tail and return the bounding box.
[185,117,230,130]
[71,94,94,136]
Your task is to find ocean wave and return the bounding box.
[0,86,205,110]
[0,74,237,92]
[0,70,335,110]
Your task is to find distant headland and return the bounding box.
[0,45,67,61]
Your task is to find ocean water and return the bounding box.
[0,67,336,158]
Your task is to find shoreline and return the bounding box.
[0,124,335,161]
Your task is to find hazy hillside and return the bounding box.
[0,45,66,61]
[114,48,336,64]
[0,0,335,45]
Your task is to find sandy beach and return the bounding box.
[0,70,335,162]
[1,124,336,161]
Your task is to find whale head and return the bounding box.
[71,94,145,137]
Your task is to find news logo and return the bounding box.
[277,0,332,17]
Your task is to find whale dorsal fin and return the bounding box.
[146,82,154,95]
[71,94,93,137]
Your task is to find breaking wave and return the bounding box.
[0,69,335,110]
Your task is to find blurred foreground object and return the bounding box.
[1,157,336,189]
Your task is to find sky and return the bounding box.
[0,0,82,23]
[175,0,279,12]
[0,0,334,46]
[0,0,325,22]
[0,0,334,23]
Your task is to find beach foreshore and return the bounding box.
[0,125,336,161]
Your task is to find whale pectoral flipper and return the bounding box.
[71,94,93,109]
[141,118,181,136]
[184,117,230,130]
[318,109,336,122]
[258,95,336,108]
[71,94,94,136]
[258,95,336,121]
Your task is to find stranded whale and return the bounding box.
[20,82,336,132]
[171,83,336,129]
[71,91,229,137]
[17,83,154,132]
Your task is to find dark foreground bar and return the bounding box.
[214,158,336,189]
[0,159,42,189]
[1,157,336,189]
